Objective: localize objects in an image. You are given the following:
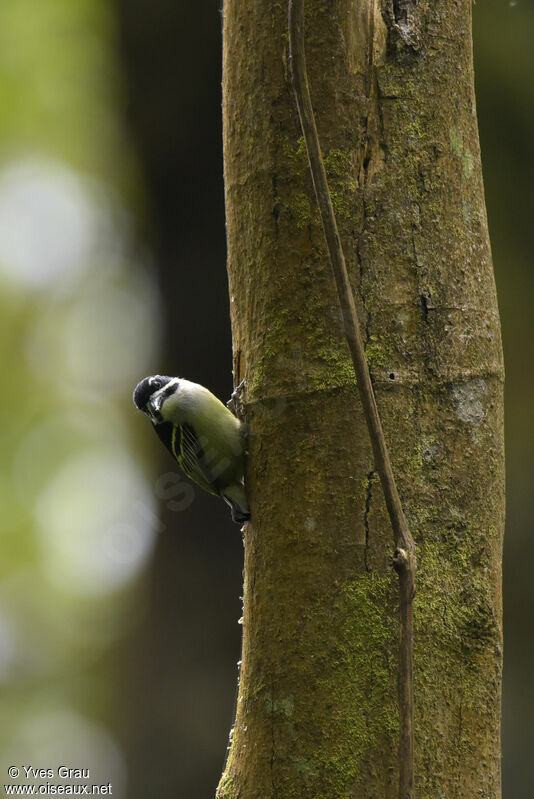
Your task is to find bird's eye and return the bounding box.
[149,377,161,389]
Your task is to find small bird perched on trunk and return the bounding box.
[133,375,249,524]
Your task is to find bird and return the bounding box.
[133,375,250,524]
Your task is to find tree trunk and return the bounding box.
[218,1,504,797]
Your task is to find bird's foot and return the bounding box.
[227,379,247,422]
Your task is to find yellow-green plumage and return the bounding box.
[133,375,249,523]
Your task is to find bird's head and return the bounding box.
[132,375,179,423]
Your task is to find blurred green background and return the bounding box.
[0,1,529,797]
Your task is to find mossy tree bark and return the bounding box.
[218,1,504,797]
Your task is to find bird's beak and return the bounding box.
[146,393,163,422]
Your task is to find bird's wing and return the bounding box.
[171,422,218,496]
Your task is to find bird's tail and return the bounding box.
[221,483,250,524]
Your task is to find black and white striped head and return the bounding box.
[132,375,179,423]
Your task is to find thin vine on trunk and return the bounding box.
[288,2,416,796]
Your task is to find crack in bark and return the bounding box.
[272,174,280,237]
[355,182,371,350]
[364,470,375,572]
[356,223,372,351]
[357,12,386,350]
[411,221,420,270]
[420,291,431,322]
[360,4,386,189]
[270,677,277,798]
[455,688,464,798]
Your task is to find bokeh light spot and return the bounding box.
[35,449,157,596]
